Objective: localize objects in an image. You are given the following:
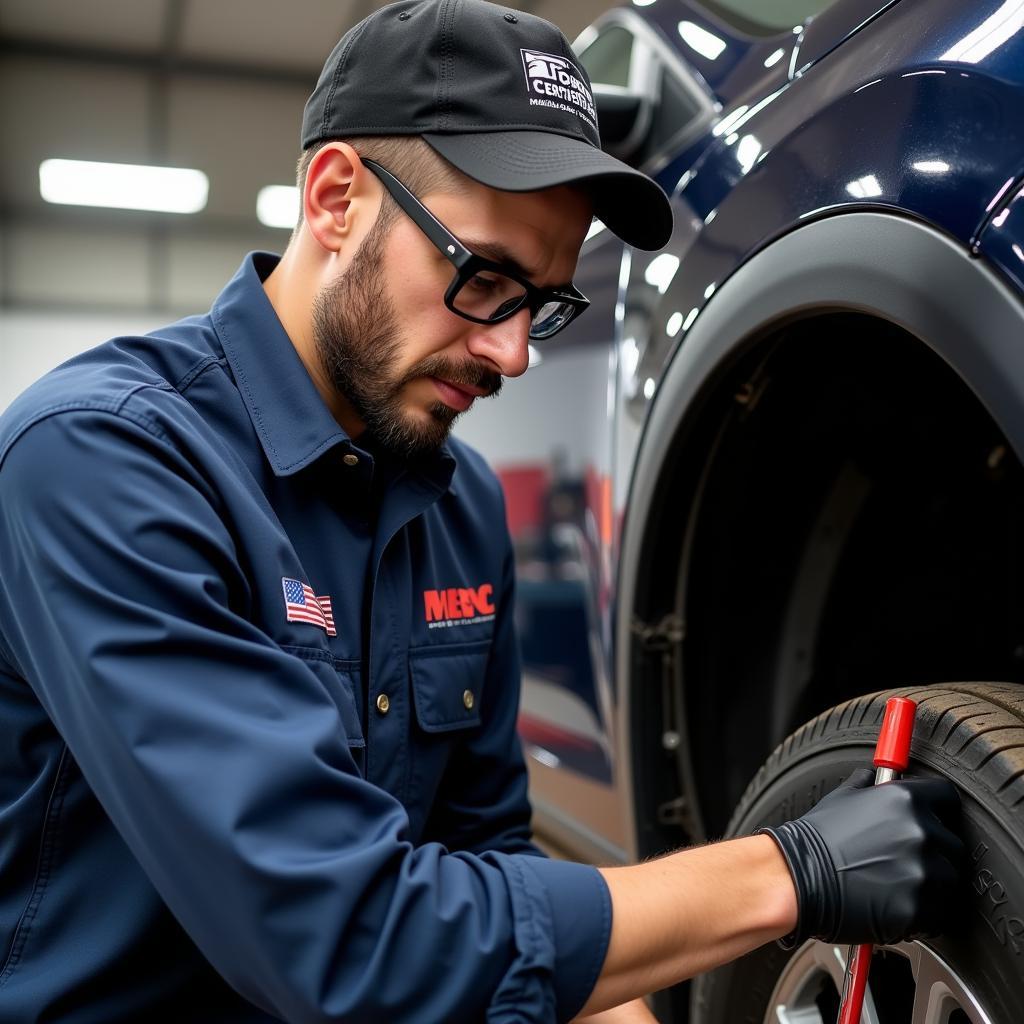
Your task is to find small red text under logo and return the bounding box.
[424,585,495,628]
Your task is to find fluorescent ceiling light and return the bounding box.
[854,77,884,93]
[913,160,950,173]
[713,104,749,137]
[713,85,786,140]
[257,185,300,229]
[846,174,883,199]
[643,253,680,294]
[621,337,640,377]
[764,48,786,68]
[678,21,727,60]
[736,134,762,173]
[39,159,208,213]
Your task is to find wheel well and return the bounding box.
[632,312,1024,850]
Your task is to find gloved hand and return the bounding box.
[757,768,964,948]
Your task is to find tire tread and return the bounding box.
[695,681,1024,1024]
[729,682,1024,836]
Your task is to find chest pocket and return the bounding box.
[283,645,365,749]
[405,640,489,834]
[409,640,489,733]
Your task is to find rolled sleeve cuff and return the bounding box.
[483,852,612,1023]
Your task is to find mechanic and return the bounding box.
[0,1,963,1022]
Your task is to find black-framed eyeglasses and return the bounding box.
[362,159,590,341]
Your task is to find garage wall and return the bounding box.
[2,305,601,479]
[1,310,163,411]
[1,0,612,433]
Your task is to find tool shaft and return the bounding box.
[835,697,917,1024]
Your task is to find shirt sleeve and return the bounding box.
[422,519,612,1020]
[0,405,611,1024]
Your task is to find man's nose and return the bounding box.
[465,308,532,379]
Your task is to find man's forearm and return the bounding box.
[579,835,797,1016]
[574,996,659,1023]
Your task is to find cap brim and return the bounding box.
[422,130,673,251]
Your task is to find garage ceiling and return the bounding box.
[0,0,610,313]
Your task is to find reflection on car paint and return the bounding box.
[453,0,1024,860]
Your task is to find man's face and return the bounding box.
[311,174,592,459]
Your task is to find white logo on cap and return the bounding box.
[520,49,597,132]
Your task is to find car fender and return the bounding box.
[647,65,1024,374]
[615,210,1024,857]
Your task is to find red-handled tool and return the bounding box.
[836,696,917,1024]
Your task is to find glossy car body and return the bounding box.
[458,0,1024,879]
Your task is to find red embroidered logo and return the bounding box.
[423,584,495,629]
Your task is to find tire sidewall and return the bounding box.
[690,732,1024,1023]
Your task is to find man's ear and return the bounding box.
[303,142,379,253]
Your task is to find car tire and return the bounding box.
[688,683,1024,1024]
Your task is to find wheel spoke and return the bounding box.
[814,943,849,992]
[860,980,882,1024]
[898,940,993,1024]
[909,951,951,1024]
[818,945,882,1024]
[775,1005,823,1024]
[767,939,994,1024]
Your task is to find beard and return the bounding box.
[311,217,503,460]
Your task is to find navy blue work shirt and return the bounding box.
[0,253,611,1023]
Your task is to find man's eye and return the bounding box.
[468,274,502,293]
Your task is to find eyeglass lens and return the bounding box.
[452,271,575,339]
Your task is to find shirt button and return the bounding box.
[342,453,359,467]
[462,689,475,711]
[376,693,390,715]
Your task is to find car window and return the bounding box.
[578,24,634,88]
[702,0,840,34]
[578,19,712,170]
[643,67,705,160]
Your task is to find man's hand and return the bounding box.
[758,768,963,946]
[574,996,659,1023]
[575,770,963,1017]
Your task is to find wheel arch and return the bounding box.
[615,211,1024,862]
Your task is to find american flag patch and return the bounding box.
[282,578,336,636]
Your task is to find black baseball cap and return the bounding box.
[301,0,673,251]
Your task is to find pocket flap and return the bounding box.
[409,642,489,734]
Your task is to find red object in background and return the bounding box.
[495,465,548,539]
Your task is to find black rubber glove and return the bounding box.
[758,768,964,948]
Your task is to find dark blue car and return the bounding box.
[457,1,1024,1020]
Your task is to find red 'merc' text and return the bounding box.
[423,585,495,622]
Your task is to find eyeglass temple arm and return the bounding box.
[361,159,471,269]
[364,158,589,311]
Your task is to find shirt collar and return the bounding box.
[210,252,456,493]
